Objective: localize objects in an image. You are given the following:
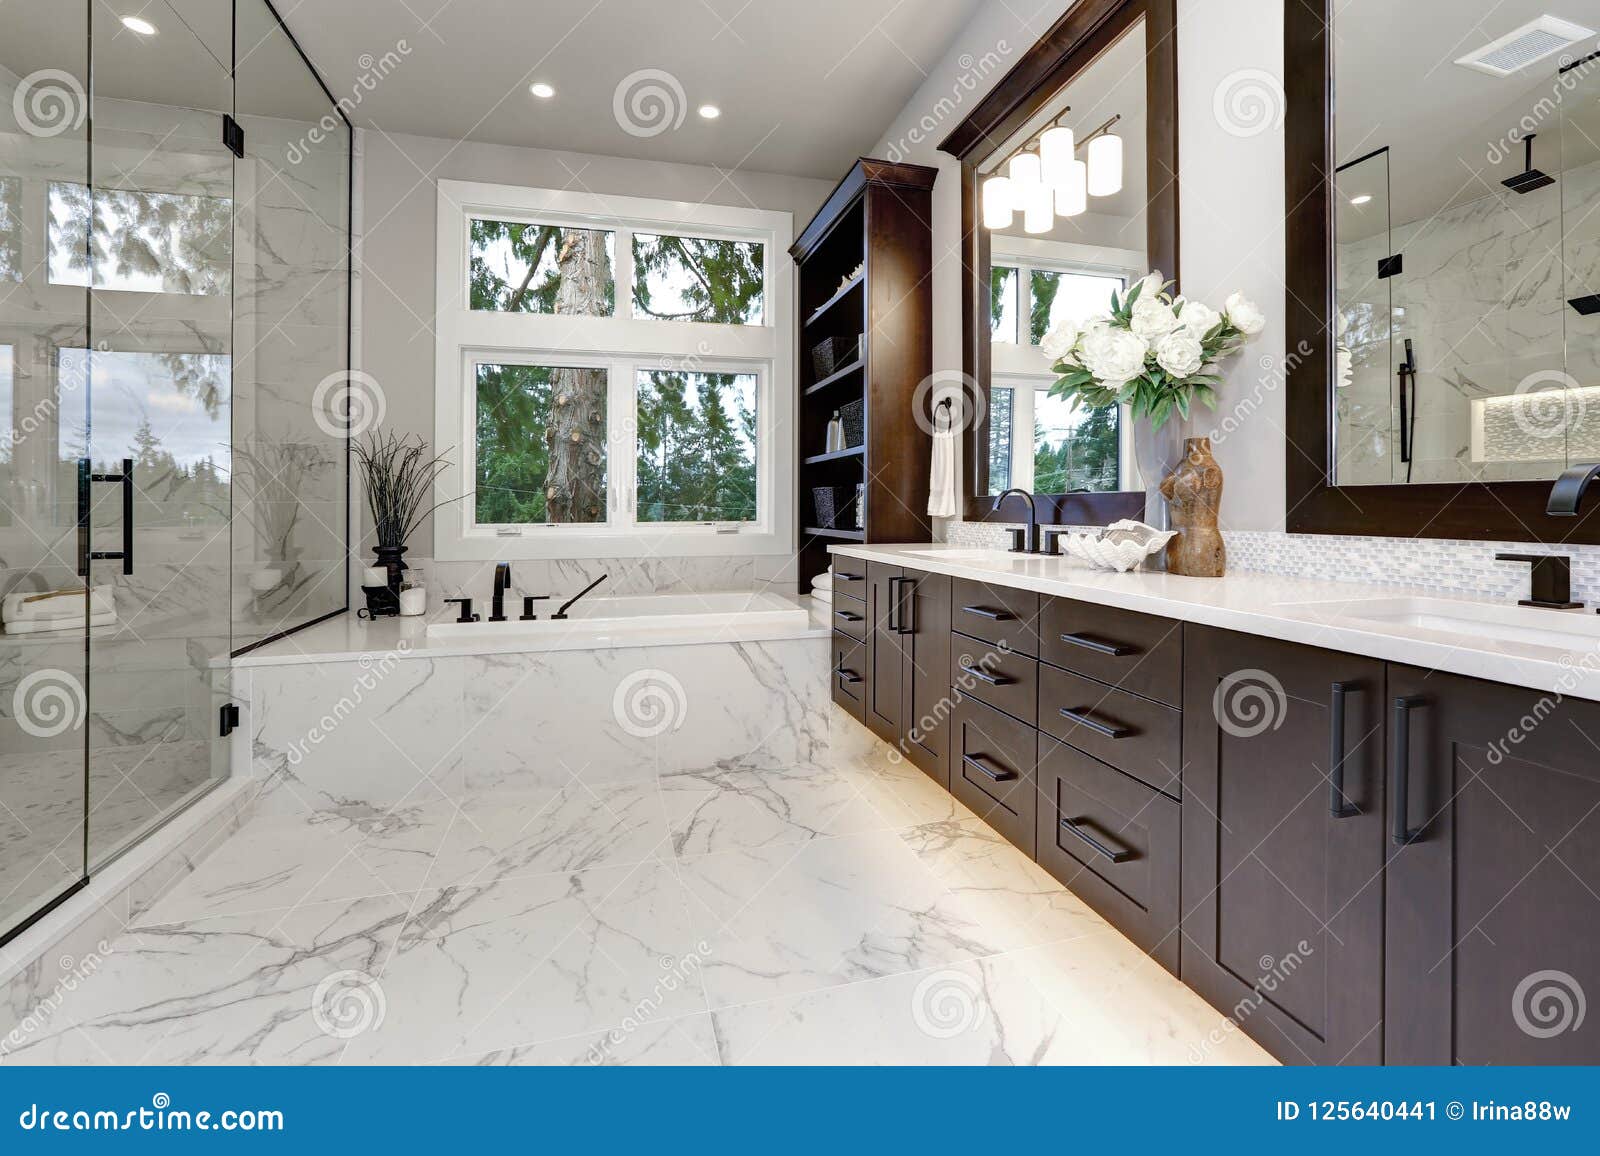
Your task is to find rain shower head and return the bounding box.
[1503,133,1555,193]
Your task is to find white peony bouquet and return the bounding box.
[1041,271,1264,428]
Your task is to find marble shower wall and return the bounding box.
[246,638,832,818]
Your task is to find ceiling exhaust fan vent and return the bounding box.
[1454,15,1595,76]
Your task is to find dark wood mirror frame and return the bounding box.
[939,0,1177,525]
[1285,0,1600,544]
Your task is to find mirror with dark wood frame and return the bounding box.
[939,0,1177,526]
[1287,0,1600,542]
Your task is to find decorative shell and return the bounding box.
[1062,519,1177,573]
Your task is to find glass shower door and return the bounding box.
[79,1,233,869]
[0,0,92,943]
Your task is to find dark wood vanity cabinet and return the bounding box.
[1384,665,1600,1065]
[864,563,951,784]
[1181,626,1387,1065]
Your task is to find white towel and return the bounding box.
[928,399,958,517]
[811,568,834,595]
[4,608,117,635]
[3,584,114,626]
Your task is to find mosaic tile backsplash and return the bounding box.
[944,519,1600,606]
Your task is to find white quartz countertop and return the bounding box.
[830,543,1600,703]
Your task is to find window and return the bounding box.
[990,266,1017,344]
[988,378,1125,496]
[435,181,793,559]
[0,178,20,282]
[47,182,231,295]
[1028,269,1125,344]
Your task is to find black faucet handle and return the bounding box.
[1007,527,1028,553]
[443,597,479,623]
[1042,530,1066,556]
[1495,553,1580,610]
[520,595,550,621]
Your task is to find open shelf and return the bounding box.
[803,526,866,541]
[804,445,865,466]
[804,358,865,396]
[804,272,864,328]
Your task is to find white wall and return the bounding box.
[871,0,1288,532]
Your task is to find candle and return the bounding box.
[398,586,426,616]
[362,566,386,587]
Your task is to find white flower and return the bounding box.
[1153,330,1204,378]
[1130,296,1180,341]
[1040,317,1085,361]
[1079,323,1148,388]
[1224,291,1266,335]
[1133,270,1166,303]
[1174,298,1221,340]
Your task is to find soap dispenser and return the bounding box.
[825,410,845,453]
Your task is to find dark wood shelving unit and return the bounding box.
[792,157,936,594]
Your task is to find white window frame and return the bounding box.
[434,179,793,560]
[989,237,1144,492]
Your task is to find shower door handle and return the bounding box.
[77,457,134,576]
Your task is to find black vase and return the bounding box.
[373,543,408,591]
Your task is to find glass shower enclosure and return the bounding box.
[0,0,351,945]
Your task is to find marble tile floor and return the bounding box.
[0,712,1273,1066]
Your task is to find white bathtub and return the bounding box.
[425,589,811,645]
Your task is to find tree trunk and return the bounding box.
[545,229,610,522]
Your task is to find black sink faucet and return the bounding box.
[994,488,1039,553]
[1496,553,1580,610]
[1548,463,1600,516]
[489,562,511,622]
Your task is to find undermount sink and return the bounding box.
[1275,595,1600,653]
[900,547,1022,561]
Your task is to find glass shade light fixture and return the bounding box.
[1022,180,1054,234]
[1086,128,1123,197]
[1038,124,1076,186]
[982,175,1014,229]
[1056,158,1088,217]
[1007,150,1043,189]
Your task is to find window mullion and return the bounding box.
[615,226,635,320]
[609,358,636,530]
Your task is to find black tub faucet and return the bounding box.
[994,488,1039,553]
[1548,463,1600,516]
[552,573,608,620]
[489,562,511,622]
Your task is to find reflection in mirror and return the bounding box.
[1333,1,1600,486]
[977,17,1146,496]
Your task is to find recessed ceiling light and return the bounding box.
[120,14,158,35]
[529,82,555,99]
[1349,194,1372,205]
[698,104,721,120]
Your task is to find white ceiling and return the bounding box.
[1335,0,1600,236]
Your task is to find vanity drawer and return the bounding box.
[951,578,1040,656]
[831,590,866,641]
[1038,664,1181,798]
[831,630,867,721]
[1036,738,1180,973]
[831,564,868,602]
[1041,597,1183,707]
[950,696,1038,857]
[951,633,1037,726]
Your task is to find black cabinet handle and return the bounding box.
[1391,695,1427,846]
[834,609,863,623]
[1058,632,1136,657]
[836,571,864,582]
[1060,816,1135,863]
[892,576,915,635]
[885,577,900,632]
[959,661,1014,687]
[962,753,1017,782]
[78,457,134,576]
[1058,706,1133,739]
[1329,681,1360,817]
[960,605,1013,621]
[834,667,863,685]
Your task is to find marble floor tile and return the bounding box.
[659,761,891,856]
[445,1012,720,1066]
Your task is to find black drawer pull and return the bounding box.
[834,609,863,623]
[1057,706,1133,739]
[962,754,1017,783]
[1391,695,1427,846]
[835,571,864,582]
[960,605,1013,621]
[833,667,863,684]
[1060,817,1135,863]
[959,660,1015,687]
[1058,632,1136,657]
